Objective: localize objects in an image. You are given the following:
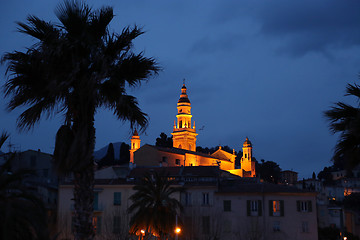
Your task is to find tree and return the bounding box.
[127,172,183,240]
[2,1,159,239]
[0,132,49,240]
[155,132,173,148]
[325,82,360,170]
[256,160,281,183]
[119,142,130,165]
[97,143,115,169]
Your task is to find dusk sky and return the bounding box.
[1,0,360,178]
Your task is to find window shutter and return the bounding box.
[258,200,262,216]
[296,201,300,212]
[247,200,251,216]
[308,200,312,212]
[280,200,284,216]
[269,200,273,216]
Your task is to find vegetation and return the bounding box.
[2,1,159,239]
[256,159,282,183]
[128,172,183,240]
[119,142,130,164]
[325,82,360,170]
[97,143,115,169]
[155,132,173,148]
[0,132,49,240]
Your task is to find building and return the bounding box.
[0,149,58,234]
[130,83,256,177]
[280,170,298,185]
[57,166,318,240]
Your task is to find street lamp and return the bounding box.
[139,229,145,240]
[175,214,181,240]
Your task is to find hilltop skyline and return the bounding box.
[1,0,360,179]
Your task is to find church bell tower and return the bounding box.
[241,137,256,177]
[171,83,198,151]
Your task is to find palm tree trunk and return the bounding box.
[72,93,96,240]
[73,165,95,240]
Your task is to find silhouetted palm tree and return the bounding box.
[0,132,49,240]
[325,82,360,169]
[2,1,159,239]
[128,172,183,240]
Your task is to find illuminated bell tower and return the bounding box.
[241,137,256,177]
[129,129,141,165]
[171,83,198,151]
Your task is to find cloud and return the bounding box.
[256,0,360,56]
[209,0,360,57]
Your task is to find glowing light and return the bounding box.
[140,229,145,234]
[175,227,181,234]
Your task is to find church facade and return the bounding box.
[130,83,256,177]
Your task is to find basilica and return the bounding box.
[129,83,256,177]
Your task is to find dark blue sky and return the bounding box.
[1,0,360,178]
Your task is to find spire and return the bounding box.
[133,128,139,137]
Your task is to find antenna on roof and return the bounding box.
[183,78,185,85]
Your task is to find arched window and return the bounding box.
[245,154,247,158]
[178,144,182,148]
[179,120,182,128]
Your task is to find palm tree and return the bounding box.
[325,82,360,170]
[128,172,183,240]
[2,1,159,239]
[0,132,49,240]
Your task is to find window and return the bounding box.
[114,192,121,205]
[202,216,210,234]
[30,156,36,167]
[302,221,309,233]
[273,221,280,232]
[202,193,210,205]
[185,192,192,206]
[247,200,262,216]
[162,156,167,163]
[93,216,102,234]
[94,192,99,210]
[297,201,312,212]
[175,159,180,165]
[113,216,121,234]
[224,200,231,212]
[269,200,284,217]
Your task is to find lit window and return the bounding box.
[224,200,231,212]
[113,192,121,205]
[93,216,102,234]
[270,200,283,217]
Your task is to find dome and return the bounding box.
[178,84,191,103]
[243,137,252,147]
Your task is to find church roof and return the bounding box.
[146,144,231,162]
